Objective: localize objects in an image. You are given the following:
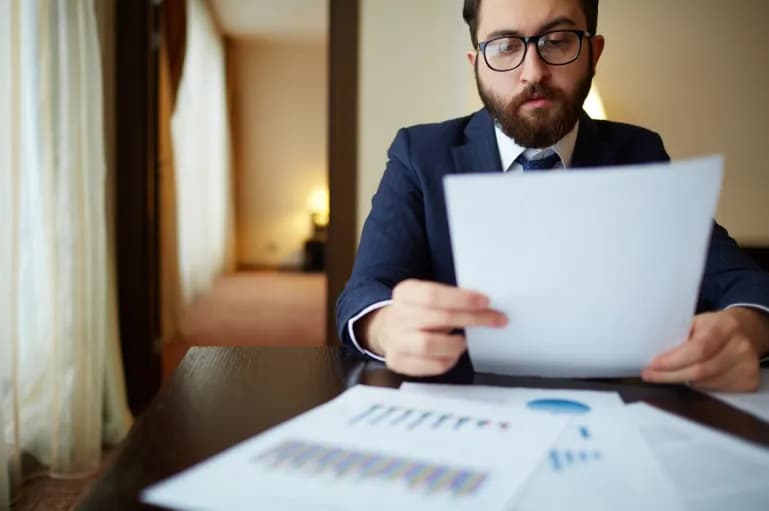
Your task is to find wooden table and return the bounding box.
[79,346,769,510]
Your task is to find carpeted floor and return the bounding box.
[15,271,327,510]
[164,270,327,378]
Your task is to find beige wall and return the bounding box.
[599,0,769,244]
[357,0,480,234]
[357,0,769,244]
[230,38,328,267]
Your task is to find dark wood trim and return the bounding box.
[327,0,359,344]
[115,0,162,414]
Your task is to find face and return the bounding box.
[468,0,604,148]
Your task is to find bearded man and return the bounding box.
[336,0,769,391]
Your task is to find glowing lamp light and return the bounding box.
[583,84,607,120]
[307,185,329,228]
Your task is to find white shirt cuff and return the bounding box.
[724,303,769,316]
[347,300,392,362]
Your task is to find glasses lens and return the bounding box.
[484,37,526,71]
[538,31,581,65]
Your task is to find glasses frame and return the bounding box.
[478,29,593,72]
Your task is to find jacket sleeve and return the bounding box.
[698,222,769,312]
[335,128,433,349]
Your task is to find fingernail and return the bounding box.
[496,314,508,326]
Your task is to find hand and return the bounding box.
[642,307,769,392]
[358,279,507,376]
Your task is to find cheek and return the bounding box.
[479,67,518,97]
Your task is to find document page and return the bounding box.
[401,384,684,510]
[142,385,568,511]
[444,156,723,377]
[627,402,769,510]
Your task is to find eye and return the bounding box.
[542,35,568,48]
[492,38,523,55]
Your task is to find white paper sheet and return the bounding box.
[443,155,723,377]
[626,402,769,510]
[400,384,684,510]
[706,369,769,423]
[141,385,569,511]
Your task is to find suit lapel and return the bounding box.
[452,109,614,172]
[451,109,503,174]
[571,111,614,168]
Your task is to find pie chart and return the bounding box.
[526,398,591,414]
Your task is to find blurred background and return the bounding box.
[3,0,768,509]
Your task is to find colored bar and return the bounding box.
[421,466,450,491]
[456,473,487,495]
[253,440,303,463]
[311,448,345,474]
[431,414,451,429]
[549,449,561,472]
[407,411,432,430]
[370,406,397,425]
[454,417,470,430]
[390,409,413,426]
[292,445,325,467]
[408,465,441,489]
[448,470,473,494]
[349,404,381,425]
[336,452,367,475]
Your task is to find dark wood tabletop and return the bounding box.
[78,346,769,510]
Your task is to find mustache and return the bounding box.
[509,83,565,109]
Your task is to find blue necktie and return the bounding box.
[516,152,562,172]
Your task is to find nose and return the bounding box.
[519,42,550,85]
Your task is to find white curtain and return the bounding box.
[172,0,235,307]
[0,0,132,506]
[1,1,22,505]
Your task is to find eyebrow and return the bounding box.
[483,17,579,41]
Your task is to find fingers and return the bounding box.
[643,344,730,384]
[395,331,467,358]
[643,310,760,390]
[399,305,507,330]
[377,280,507,377]
[691,357,760,392]
[394,279,490,310]
[385,332,466,376]
[649,313,725,372]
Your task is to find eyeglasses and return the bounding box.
[478,30,592,72]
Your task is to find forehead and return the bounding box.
[477,0,587,39]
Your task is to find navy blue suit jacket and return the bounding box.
[336,108,769,351]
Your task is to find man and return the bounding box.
[336,0,769,391]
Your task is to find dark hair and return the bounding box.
[462,0,599,47]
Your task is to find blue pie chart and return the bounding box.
[526,398,591,414]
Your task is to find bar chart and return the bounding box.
[348,403,511,432]
[253,439,490,498]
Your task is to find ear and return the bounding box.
[590,35,605,69]
[467,50,477,69]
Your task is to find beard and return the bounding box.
[476,61,594,149]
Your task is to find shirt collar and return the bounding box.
[494,120,580,171]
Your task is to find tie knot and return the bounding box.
[517,152,561,172]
